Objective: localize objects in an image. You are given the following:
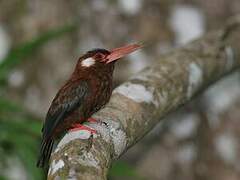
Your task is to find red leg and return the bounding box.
[87,117,99,123]
[87,117,108,127]
[69,123,97,134]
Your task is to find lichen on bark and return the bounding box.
[48,15,240,180]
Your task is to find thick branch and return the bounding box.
[48,15,240,180]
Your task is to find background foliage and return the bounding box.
[1,0,240,180]
[0,23,138,180]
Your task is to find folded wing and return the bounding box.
[42,80,89,139]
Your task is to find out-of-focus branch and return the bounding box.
[47,15,240,180]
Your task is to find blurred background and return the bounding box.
[0,0,240,179]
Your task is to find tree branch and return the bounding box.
[47,15,240,180]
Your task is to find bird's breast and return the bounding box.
[86,73,113,115]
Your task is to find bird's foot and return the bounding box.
[87,117,108,127]
[87,117,99,123]
[69,124,97,134]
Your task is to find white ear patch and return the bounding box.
[81,57,95,67]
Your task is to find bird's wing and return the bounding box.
[42,80,89,139]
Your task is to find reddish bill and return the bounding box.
[106,43,142,63]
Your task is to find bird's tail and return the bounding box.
[36,138,54,168]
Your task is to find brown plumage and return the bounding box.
[37,44,141,168]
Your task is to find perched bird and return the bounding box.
[37,43,141,168]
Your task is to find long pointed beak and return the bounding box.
[106,43,142,63]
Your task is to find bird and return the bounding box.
[36,43,141,168]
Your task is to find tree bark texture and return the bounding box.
[47,15,240,180]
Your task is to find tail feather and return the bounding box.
[37,139,54,168]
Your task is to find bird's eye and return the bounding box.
[95,53,104,60]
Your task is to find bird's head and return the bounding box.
[79,43,141,68]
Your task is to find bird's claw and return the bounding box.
[87,117,108,127]
[87,117,99,123]
[69,124,97,134]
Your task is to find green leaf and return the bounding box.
[0,24,77,85]
[0,97,43,179]
[109,161,141,178]
[0,175,7,180]
[0,98,22,112]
